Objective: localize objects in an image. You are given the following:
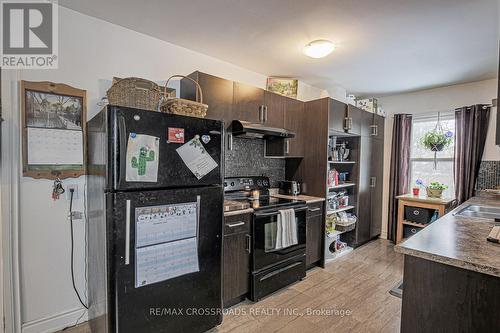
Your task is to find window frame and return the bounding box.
[409,112,455,191]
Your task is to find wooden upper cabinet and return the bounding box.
[181,72,233,125]
[372,114,385,140]
[328,99,347,133]
[346,105,362,135]
[232,82,264,123]
[284,97,305,156]
[360,111,385,140]
[264,91,285,128]
[360,110,373,137]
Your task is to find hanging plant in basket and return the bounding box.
[420,112,453,169]
[421,130,453,152]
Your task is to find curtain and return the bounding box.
[454,105,490,204]
[388,114,412,242]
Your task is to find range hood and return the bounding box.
[229,120,295,139]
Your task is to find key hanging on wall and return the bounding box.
[52,178,65,200]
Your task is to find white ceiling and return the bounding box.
[60,0,499,96]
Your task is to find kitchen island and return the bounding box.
[395,194,500,333]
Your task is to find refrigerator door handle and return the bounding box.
[125,200,131,265]
[117,115,127,186]
[196,195,201,245]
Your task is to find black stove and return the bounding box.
[224,176,307,301]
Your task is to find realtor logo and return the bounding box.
[1,1,58,69]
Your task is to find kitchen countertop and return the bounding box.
[395,194,500,277]
[271,194,325,204]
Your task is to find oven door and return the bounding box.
[252,205,307,272]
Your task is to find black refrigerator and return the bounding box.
[87,105,224,333]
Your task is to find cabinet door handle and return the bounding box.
[226,221,245,228]
[285,139,290,154]
[228,133,233,151]
[245,234,251,253]
[264,106,268,122]
[370,124,378,136]
[343,117,349,130]
[370,177,376,188]
[258,105,264,123]
[308,207,321,212]
[348,117,353,130]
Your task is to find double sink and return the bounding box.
[454,205,500,221]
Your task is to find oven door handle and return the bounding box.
[272,245,305,255]
[254,206,307,217]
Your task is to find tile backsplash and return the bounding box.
[225,137,285,186]
[476,160,500,190]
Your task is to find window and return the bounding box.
[410,114,455,198]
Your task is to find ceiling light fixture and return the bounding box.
[303,40,335,58]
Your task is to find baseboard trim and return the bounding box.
[22,307,87,333]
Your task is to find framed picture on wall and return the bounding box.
[21,80,87,179]
[266,77,298,99]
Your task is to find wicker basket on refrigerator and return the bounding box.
[106,77,163,112]
[160,75,208,118]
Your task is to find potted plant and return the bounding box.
[413,179,424,196]
[421,130,453,152]
[426,181,448,198]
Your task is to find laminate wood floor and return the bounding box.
[60,239,403,333]
[216,239,403,333]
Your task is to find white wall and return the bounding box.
[378,78,499,239]
[1,7,332,333]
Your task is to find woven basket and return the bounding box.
[107,77,162,112]
[160,75,208,118]
[426,187,443,198]
[335,221,356,233]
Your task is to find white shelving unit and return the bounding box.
[324,135,360,265]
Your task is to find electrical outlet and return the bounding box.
[66,184,79,200]
[70,211,83,220]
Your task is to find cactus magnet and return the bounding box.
[125,134,160,182]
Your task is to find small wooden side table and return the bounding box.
[396,194,455,244]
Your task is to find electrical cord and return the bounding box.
[62,187,88,331]
[69,188,89,310]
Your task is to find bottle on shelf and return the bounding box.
[328,168,339,187]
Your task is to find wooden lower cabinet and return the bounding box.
[306,202,324,267]
[223,214,251,307]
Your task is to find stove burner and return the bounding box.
[224,176,305,210]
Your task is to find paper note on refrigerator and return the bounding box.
[135,237,199,288]
[125,133,160,182]
[135,202,198,248]
[176,135,217,180]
